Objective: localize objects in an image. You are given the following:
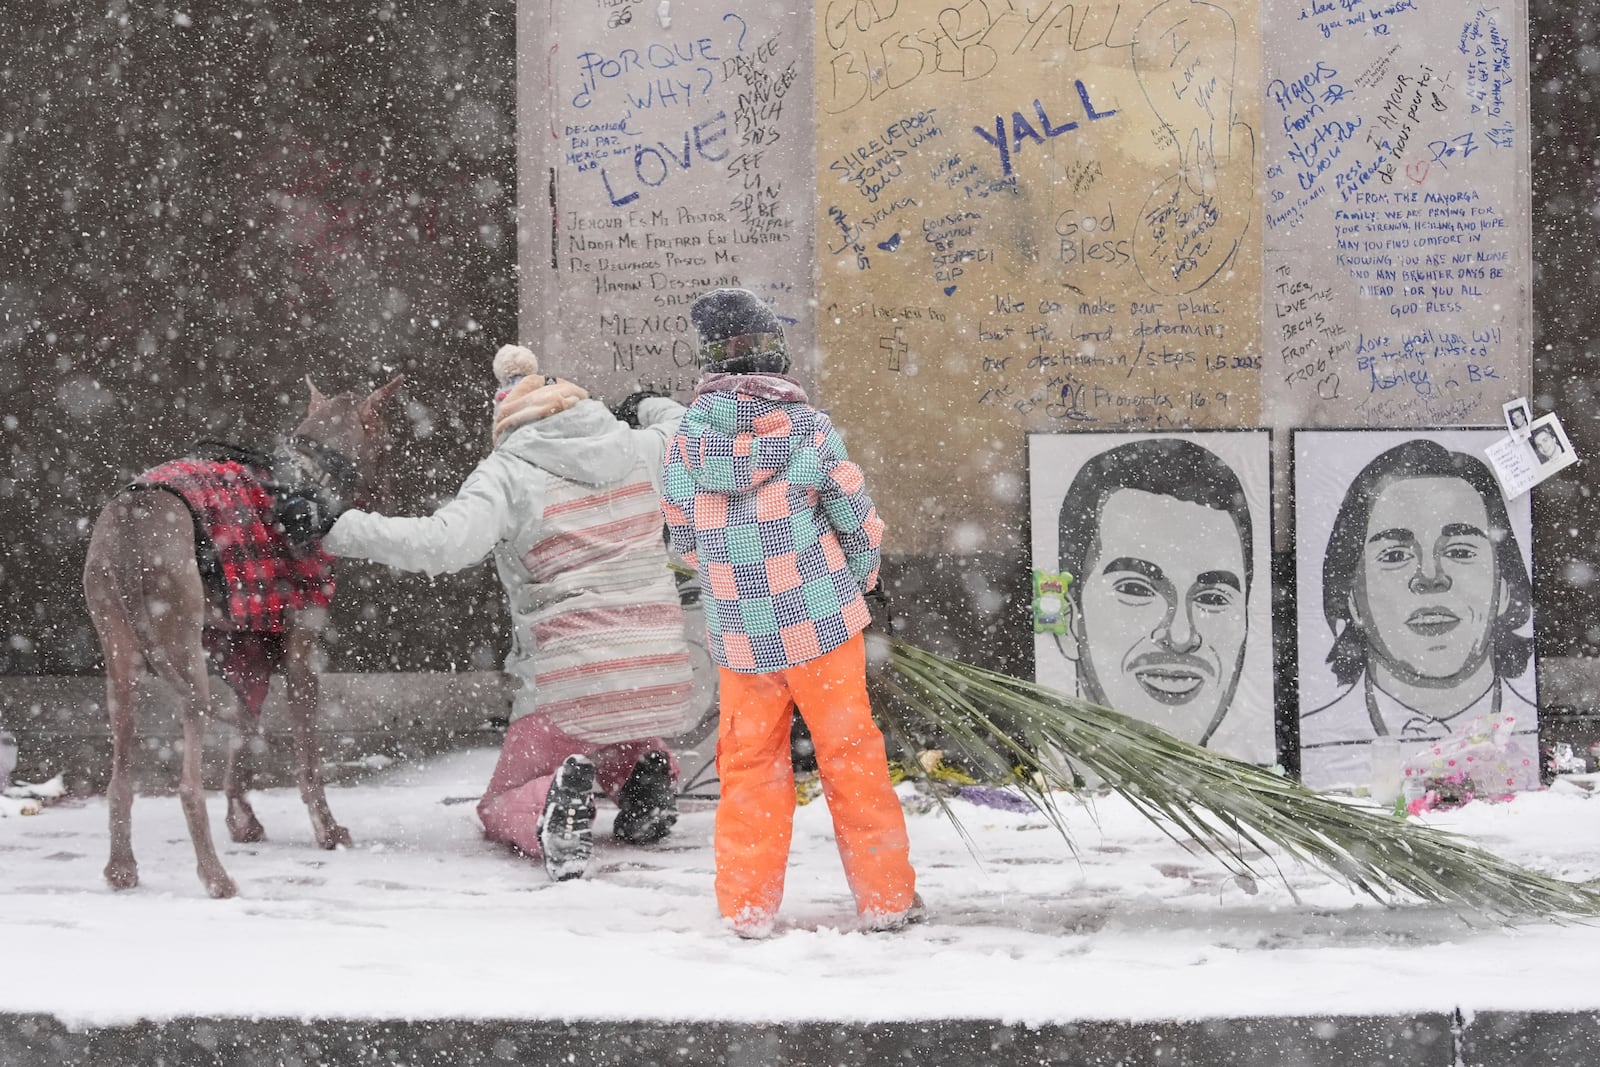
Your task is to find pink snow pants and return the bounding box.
[476,714,677,858]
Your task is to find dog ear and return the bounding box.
[306,375,329,414]
[361,373,406,418]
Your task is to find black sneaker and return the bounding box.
[613,750,678,845]
[537,755,596,882]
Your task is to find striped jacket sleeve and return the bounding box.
[322,455,521,578]
[814,414,883,591]
[660,432,699,570]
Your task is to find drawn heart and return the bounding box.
[943,285,958,296]
[1316,373,1341,400]
[1405,161,1430,184]
[876,233,902,252]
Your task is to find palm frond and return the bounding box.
[880,636,1600,922]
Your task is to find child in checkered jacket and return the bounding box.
[661,288,920,938]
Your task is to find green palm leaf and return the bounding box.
[879,636,1600,922]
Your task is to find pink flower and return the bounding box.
[1407,790,1443,816]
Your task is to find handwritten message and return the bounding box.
[1262,2,1528,430]
[817,0,1262,552]
[552,8,813,397]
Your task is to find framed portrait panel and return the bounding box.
[1293,429,1539,793]
[1028,431,1276,766]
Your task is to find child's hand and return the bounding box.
[611,389,669,427]
[865,586,894,633]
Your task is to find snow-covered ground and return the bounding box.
[5,749,1600,1028]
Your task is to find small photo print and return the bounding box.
[1502,397,1532,438]
[1526,412,1577,473]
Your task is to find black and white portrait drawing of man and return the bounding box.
[1296,432,1538,792]
[1030,432,1276,765]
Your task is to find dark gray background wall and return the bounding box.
[1529,3,1600,665]
[0,0,518,677]
[2,1,1598,714]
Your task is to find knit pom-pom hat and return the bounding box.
[493,344,540,386]
[489,343,568,447]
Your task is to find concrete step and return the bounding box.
[3,1010,1584,1067]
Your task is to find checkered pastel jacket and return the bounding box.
[662,376,883,674]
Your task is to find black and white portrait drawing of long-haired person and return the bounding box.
[1295,431,1539,793]
[1029,432,1276,766]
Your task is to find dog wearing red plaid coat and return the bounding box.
[82,376,402,898]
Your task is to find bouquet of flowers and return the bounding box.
[1400,713,1537,815]
[1403,771,1478,816]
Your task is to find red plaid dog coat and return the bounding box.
[133,456,336,717]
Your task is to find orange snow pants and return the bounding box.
[713,632,916,926]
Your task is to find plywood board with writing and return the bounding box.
[815,1,1263,553]
[548,3,815,401]
[1261,2,1531,428]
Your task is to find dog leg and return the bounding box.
[159,642,236,898]
[149,646,237,898]
[138,496,237,899]
[95,610,141,889]
[104,662,140,889]
[85,509,141,891]
[285,620,351,849]
[175,687,237,899]
[224,722,266,844]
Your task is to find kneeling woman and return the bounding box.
[322,346,693,881]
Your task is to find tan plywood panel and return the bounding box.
[815,1,1263,554]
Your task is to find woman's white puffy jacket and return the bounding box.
[324,397,697,743]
